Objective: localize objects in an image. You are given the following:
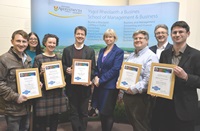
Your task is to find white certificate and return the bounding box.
[43,61,65,90]
[16,68,42,99]
[71,59,91,85]
[117,62,142,91]
[147,63,175,99]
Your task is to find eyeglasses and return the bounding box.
[133,37,146,40]
[155,32,167,35]
[29,38,38,41]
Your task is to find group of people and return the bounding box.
[0,20,200,131]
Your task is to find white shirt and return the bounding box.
[126,46,159,94]
[156,41,168,59]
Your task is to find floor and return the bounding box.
[0,115,133,131]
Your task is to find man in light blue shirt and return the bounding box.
[123,30,158,131]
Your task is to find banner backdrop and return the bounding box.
[31,0,179,48]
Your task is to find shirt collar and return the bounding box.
[134,46,149,56]
[172,44,187,55]
[157,41,168,49]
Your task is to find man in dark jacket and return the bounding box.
[0,30,32,131]
[62,26,96,131]
[152,21,200,131]
[149,24,172,59]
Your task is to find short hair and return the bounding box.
[171,21,190,32]
[74,26,87,36]
[154,24,169,34]
[103,29,118,41]
[26,32,43,55]
[11,30,28,40]
[132,30,149,40]
[42,34,59,47]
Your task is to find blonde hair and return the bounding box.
[103,29,118,41]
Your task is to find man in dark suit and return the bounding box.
[62,26,96,131]
[152,21,200,131]
[149,24,172,59]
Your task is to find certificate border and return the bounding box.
[16,68,42,99]
[117,62,142,91]
[43,60,65,90]
[71,59,91,85]
[147,62,175,99]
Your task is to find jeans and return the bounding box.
[5,115,29,131]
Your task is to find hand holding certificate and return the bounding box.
[42,61,65,90]
[147,62,175,99]
[117,62,142,91]
[71,59,91,85]
[16,68,42,99]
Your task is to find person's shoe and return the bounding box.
[88,108,98,117]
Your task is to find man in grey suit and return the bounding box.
[152,21,200,131]
[149,24,172,59]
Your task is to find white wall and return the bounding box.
[129,0,200,50]
[0,0,200,54]
[56,0,129,5]
[0,0,31,54]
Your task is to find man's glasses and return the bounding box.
[133,37,146,40]
[155,32,167,35]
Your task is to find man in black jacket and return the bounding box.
[62,26,96,131]
[149,24,172,59]
[152,21,200,131]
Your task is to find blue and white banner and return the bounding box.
[31,0,179,48]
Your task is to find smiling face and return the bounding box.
[28,34,38,49]
[104,35,115,46]
[171,26,190,45]
[133,33,148,52]
[74,29,86,45]
[103,29,117,46]
[11,34,28,55]
[155,27,168,44]
[44,37,57,53]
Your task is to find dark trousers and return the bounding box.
[123,93,153,131]
[100,113,114,131]
[151,98,195,131]
[69,95,89,131]
[35,114,59,131]
[5,114,29,131]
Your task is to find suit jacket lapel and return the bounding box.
[178,45,191,67]
[98,49,104,69]
[101,44,116,64]
[167,51,173,64]
[152,46,157,54]
[99,44,116,69]
[166,43,172,50]
[164,46,173,64]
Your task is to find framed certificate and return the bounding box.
[71,59,91,85]
[147,62,176,99]
[16,68,42,99]
[43,61,65,90]
[117,62,142,91]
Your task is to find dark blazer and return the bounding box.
[95,44,124,89]
[62,44,96,97]
[159,45,200,121]
[149,42,172,54]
